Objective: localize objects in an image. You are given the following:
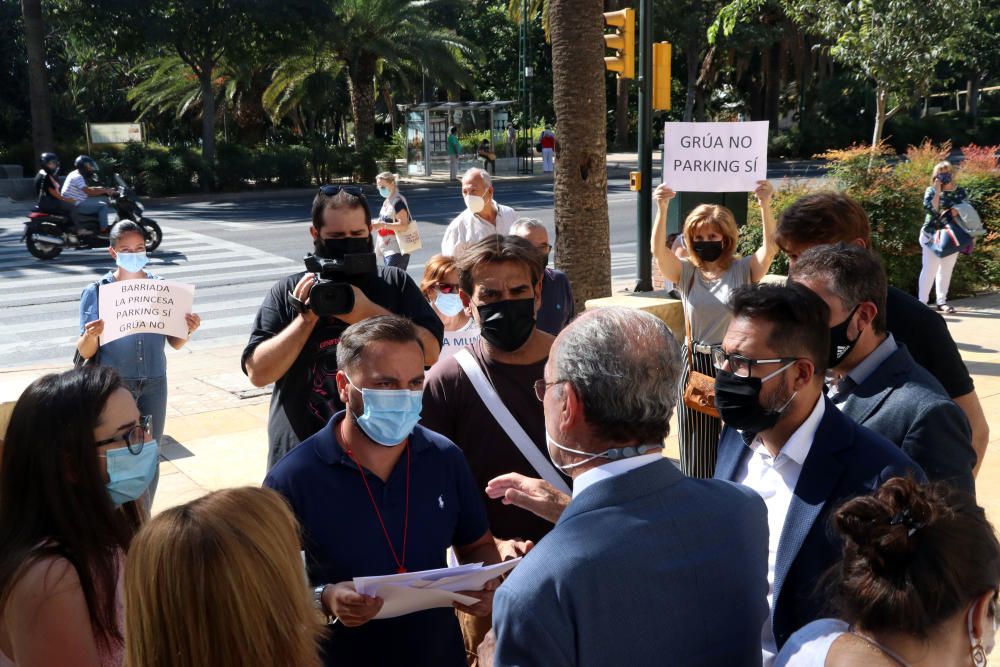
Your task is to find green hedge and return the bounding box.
[738,142,1000,298]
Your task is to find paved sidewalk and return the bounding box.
[1,293,998,518]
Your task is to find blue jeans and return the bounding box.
[123,375,167,506]
[72,197,111,230]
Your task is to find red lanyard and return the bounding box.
[344,439,411,574]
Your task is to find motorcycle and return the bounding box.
[22,174,163,260]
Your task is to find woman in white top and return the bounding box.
[419,254,479,361]
[650,180,777,477]
[372,171,413,271]
[776,477,999,667]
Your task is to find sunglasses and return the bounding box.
[435,282,460,294]
[318,184,365,198]
[96,415,152,455]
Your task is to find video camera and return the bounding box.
[301,252,377,316]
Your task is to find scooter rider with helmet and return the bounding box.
[60,155,115,234]
[33,153,75,217]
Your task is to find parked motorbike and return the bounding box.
[22,174,163,260]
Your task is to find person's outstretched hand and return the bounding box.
[486,473,570,524]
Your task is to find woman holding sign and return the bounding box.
[651,180,777,477]
[76,221,201,503]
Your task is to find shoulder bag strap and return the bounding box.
[454,349,571,494]
[684,268,696,368]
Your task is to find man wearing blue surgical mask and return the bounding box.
[264,315,500,667]
[712,283,924,666]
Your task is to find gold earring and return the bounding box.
[972,639,987,667]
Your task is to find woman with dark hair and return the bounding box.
[76,220,201,504]
[0,366,151,666]
[776,477,1000,666]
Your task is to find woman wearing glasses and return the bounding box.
[0,366,152,667]
[76,220,201,505]
[650,180,778,477]
[420,255,480,361]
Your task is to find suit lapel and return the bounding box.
[840,347,908,425]
[772,399,849,610]
[714,427,746,481]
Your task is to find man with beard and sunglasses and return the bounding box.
[712,282,924,666]
[243,186,443,469]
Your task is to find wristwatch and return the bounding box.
[313,584,334,624]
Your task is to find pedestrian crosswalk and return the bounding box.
[0,225,302,368]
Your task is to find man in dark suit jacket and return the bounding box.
[489,307,770,667]
[791,244,975,495]
[712,283,924,664]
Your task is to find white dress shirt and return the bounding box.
[736,395,826,667]
[572,453,664,499]
[440,201,518,257]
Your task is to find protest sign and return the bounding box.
[662,121,769,192]
[98,280,195,345]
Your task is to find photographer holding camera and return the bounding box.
[242,186,443,469]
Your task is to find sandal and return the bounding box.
[937,304,956,314]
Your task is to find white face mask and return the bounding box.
[464,194,486,214]
[969,603,997,666]
[546,430,662,473]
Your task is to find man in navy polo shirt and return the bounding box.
[264,315,501,667]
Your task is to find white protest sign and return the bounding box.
[98,280,195,345]
[662,121,769,192]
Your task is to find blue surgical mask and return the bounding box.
[435,291,464,317]
[378,186,392,199]
[104,440,158,505]
[546,430,662,473]
[115,250,148,273]
[346,376,423,446]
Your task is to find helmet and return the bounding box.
[74,155,98,175]
[40,152,60,174]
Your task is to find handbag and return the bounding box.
[681,273,720,418]
[395,220,423,255]
[952,202,985,238]
[927,218,973,258]
[73,347,99,369]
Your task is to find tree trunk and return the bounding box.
[199,67,217,191]
[614,77,629,150]
[348,53,378,180]
[966,71,980,123]
[20,0,55,157]
[684,41,698,122]
[550,0,610,312]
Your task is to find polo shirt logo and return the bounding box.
[438,494,445,509]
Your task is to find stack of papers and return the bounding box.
[354,559,522,619]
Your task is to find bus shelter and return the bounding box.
[402,101,514,177]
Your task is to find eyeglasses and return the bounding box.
[711,347,798,379]
[318,184,365,198]
[96,415,152,455]
[435,282,460,294]
[536,243,552,253]
[533,379,565,401]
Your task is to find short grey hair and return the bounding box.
[463,167,492,189]
[552,307,682,444]
[510,218,546,237]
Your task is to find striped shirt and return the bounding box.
[60,170,89,203]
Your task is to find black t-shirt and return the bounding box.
[34,170,64,211]
[242,265,444,467]
[885,286,973,398]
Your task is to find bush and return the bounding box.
[737,181,814,277]
[812,142,1000,297]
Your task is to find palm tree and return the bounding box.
[20,0,54,156]
[549,0,610,310]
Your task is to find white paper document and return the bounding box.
[98,279,195,345]
[354,558,522,620]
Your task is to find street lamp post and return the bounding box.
[634,0,654,292]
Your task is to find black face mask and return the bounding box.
[714,364,795,435]
[692,240,724,263]
[476,297,536,352]
[828,304,862,369]
[542,253,550,268]
[315,236,373,260]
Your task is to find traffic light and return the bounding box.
[653,42,671,111]
[603,8,635,80]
